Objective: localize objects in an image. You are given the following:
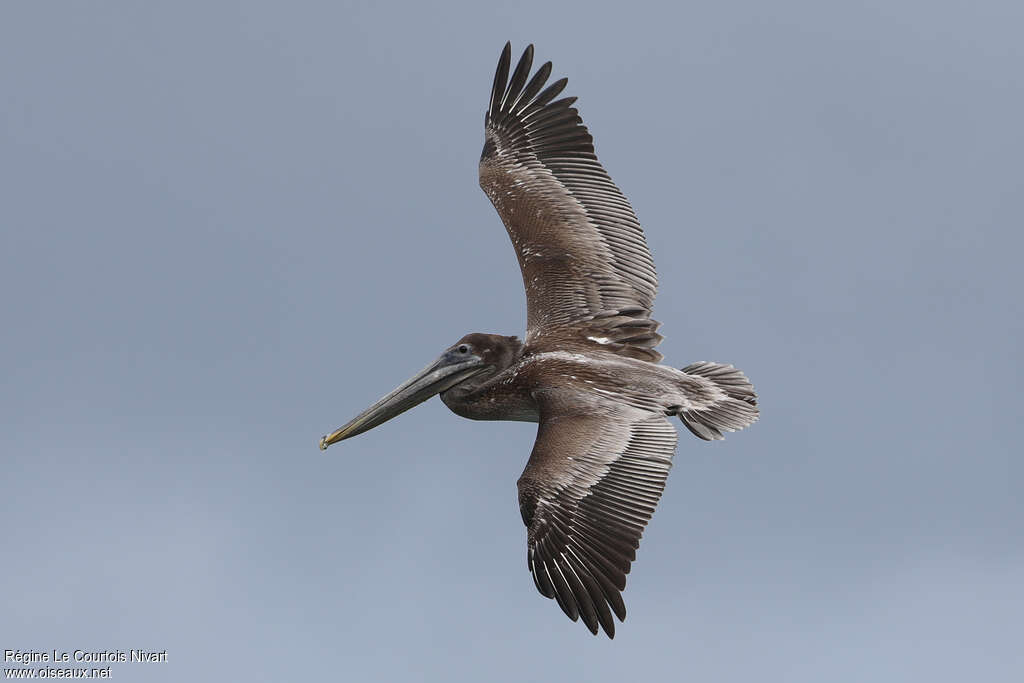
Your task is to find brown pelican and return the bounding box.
[320,43,758,638]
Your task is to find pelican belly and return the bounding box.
[440,377,540,422]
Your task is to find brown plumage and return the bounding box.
[319,43,758,638]
[480,43,663,362]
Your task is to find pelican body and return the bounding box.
[320,44,758,638]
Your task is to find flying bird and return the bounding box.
[320,43,758,638]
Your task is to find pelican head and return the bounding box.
[319,333,519,450]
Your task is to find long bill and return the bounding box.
[319,356,483,450]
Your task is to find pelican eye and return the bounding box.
[457,344,470,354]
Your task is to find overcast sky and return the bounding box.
[2,2,1022,681]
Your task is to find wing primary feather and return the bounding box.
[561,554,600,635]
[565,548,616,637]
[488,42,512,122]
[569,542,628,619]
[501,44,534,112]
[511,61,552,113]
[569,535,629,589]
[530,552,556,598]
[548,558,580,622]
[525,77,569,113]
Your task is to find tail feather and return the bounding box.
[677,362,758,441]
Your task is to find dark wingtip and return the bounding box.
[501,44,535,113]
[488,42,513,121]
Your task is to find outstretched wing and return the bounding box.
[517,399,678,637]
[480,43,663,362]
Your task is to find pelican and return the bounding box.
[320,43,758,638]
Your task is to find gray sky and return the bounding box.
[2,2,1022,681]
